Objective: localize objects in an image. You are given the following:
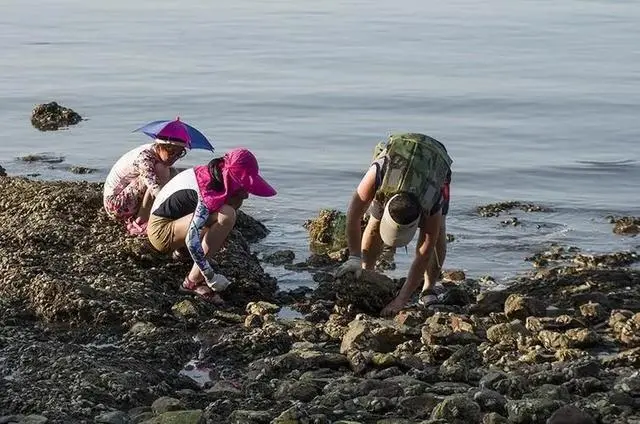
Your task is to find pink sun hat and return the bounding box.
[222,148,276,197]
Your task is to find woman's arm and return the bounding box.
[186,198,215,281]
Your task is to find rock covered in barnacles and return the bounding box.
[303,208,368,254]
[608,215,640,235]
[312,269,399,314]
[476,201,550,217]
[31,101,82,131]
[0,177,276,326]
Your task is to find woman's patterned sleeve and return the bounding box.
[134,149,162,196]
[186,198,215,280]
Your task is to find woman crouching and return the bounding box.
[147,148,276,304]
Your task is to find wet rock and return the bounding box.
[171,300,198,319]
[274,379,320,402]
[546,405,596,424]
[505,398,565,424]
[554,348,588,362]
[397,394,440,419]
[538,329,599,350]
[579,302,608,323]
[19,153,65,163]
[563,377,608,396]
[0,165,6,177]
[68,165,97,175]
[340,315,419,354]
[244,314,263,328]
[439,344,482,382]
[486,321,531,347]
[504,294,546,321]
[493,375,530,399]
[574,251,640,268]
[422,313,482,346]
[394,309,427,327]
[616,312,640,347]
[525,315,585,333]
[443,270,466,282]
[246,301,280,316]
[286,253,342,272]
[227,410,272,424]
[304,209,368,254]
[141,410,202,424]
[613,371,640,395]
[261,250,295,266]
[248,347,348,379]
[439,284,473,306]
[609,216,640,235]
[31,101,82,131]
[528,384,571,402]
[501,216,520,226]
[607,216,640,235]
[482,412,509,424]
[469,290,509,315]
[95,411,129,424]
[234,209,270,243]
[18,417,48,424]
[205,381,242,398]
[151,397,183,414]
[562,358,601,379]
[430,395,482,423]
[476,201,549,217]
[473,389,507,414]
[315,269,398,314]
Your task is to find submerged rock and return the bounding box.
[18,153,65,163]
[476,201,550,217]
[608,215,640,235]
[31,101,82,131]
[262,249,295,266]
[68,165,98,175]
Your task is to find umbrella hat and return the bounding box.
[133,117,214,151]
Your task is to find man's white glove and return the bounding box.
[335,255,362,278]
[205,273,232,292]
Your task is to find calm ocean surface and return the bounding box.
[1,0,639,288]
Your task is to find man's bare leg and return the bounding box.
[422,216,447,292]
[361,217,383,270]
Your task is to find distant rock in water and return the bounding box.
[608,215,640,235]
[19,153,65,164]
[0,165,6,177]
[31,101,82,131]
[477,200,550,217]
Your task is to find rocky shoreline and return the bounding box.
[1,175,639,424]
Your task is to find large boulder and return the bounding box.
[31,101,82,131]
[314,269,399,314]
[340,315,420,355]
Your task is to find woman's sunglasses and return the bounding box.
[166,144,187,159]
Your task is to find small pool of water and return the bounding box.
[277,306,304,320]
[179,360,213,388]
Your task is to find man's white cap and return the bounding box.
[379,193,420,247]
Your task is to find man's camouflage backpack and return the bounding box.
[372,133,453,212]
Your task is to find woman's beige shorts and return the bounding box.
[147,214,182,253]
